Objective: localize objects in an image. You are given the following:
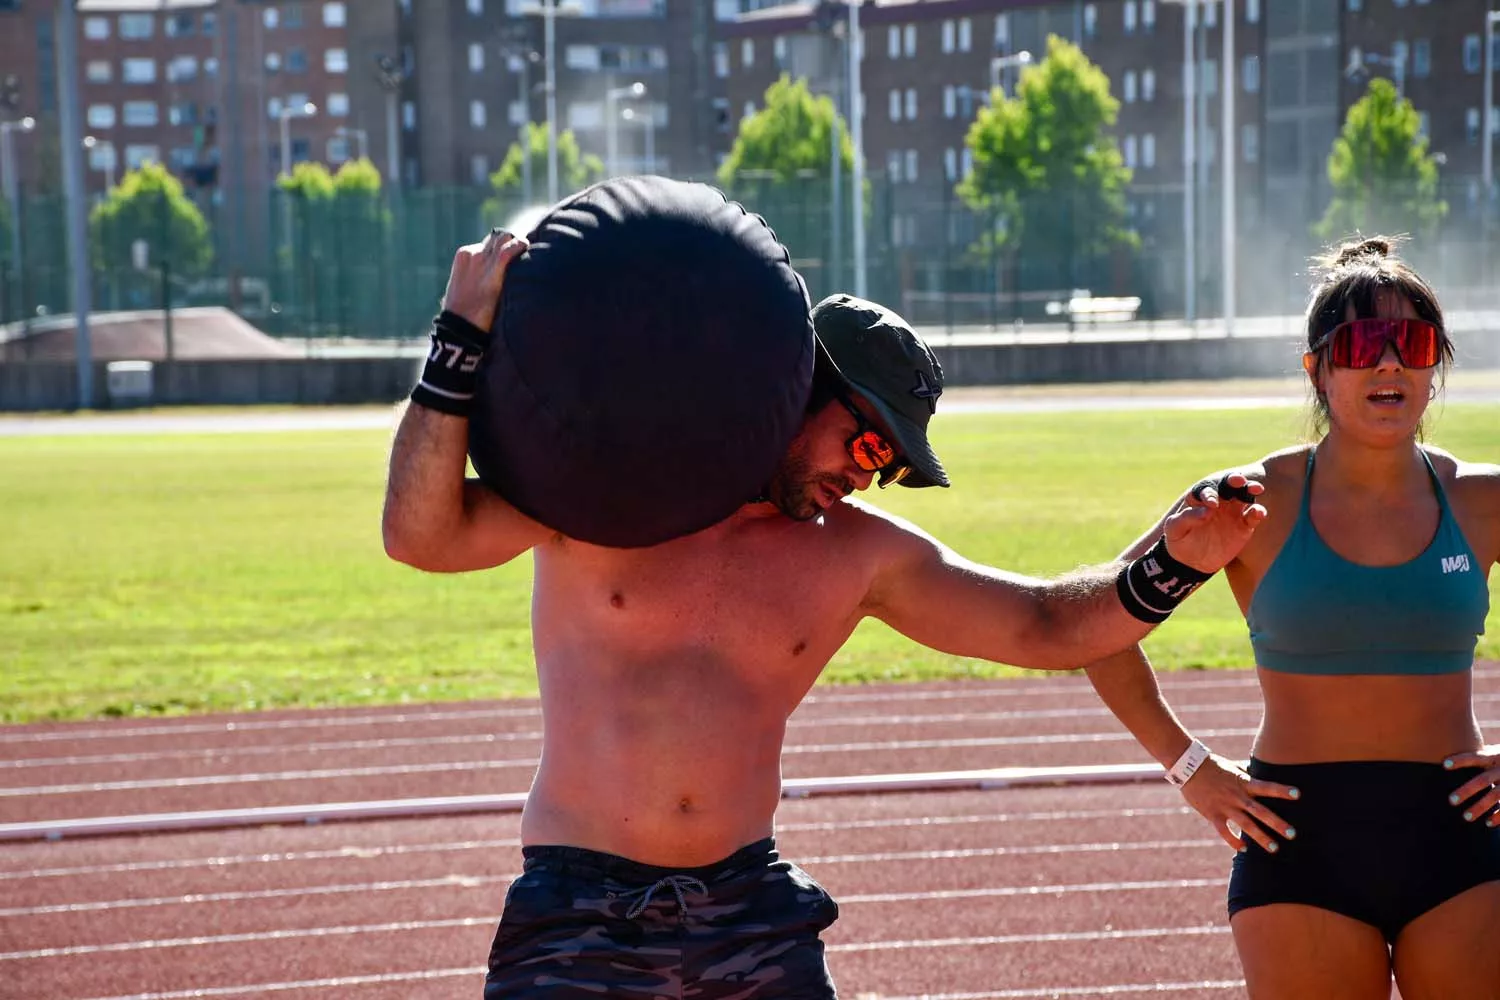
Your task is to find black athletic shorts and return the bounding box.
[483,837,840,999]
[1227,759,1500,944]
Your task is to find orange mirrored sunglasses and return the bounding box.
[835,391,911,487]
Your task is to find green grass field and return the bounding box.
[3,403,1498,723]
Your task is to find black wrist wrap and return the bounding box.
[409,310,492,417]
[1116,536,1214,624]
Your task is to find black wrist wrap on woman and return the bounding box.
[1116,536,1214,624]
[409,310,492,417]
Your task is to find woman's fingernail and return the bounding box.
[1266,841,1279,853]
[1450,792,1461,805]
[1289,787,1300,800]
[1285,827,1296,839]
[1463,811,1473,822]
[1444,759,1454,769]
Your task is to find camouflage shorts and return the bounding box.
[482,837,840,999]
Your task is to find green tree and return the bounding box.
[88,161,213,278]
[1314,78,1447,242]
[716,74,853,188]
[483,123,604,219]
[958,35,1136,289]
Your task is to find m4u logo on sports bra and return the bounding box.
[1441,554,1472,574]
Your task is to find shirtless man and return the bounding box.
[382,230,1268,999]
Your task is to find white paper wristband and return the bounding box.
[1165,739,1211,787]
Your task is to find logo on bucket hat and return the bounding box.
[811,294,950,489]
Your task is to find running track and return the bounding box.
[6,667,1499,1000]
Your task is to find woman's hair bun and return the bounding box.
[1333,236,1393,266]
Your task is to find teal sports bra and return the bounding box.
[1247,449,1489,676]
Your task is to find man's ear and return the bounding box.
[1301,352,1323,394]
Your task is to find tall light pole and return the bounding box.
[989,50,1032,93]
[334,126,369,161]
[518,0,583,205]
[278,101,317,252]
[848,0,866,297]
[622,105,655,173]
[54,0,92,407]
[374,54,404,186]
[0,115,35,308]
[506,49,541,204]
[1222,0,1235,336]
[1484,11,1500,199]
[1183,0,1197,323]
[606,81,646,176]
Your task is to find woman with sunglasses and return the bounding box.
[1083,236,1500,998]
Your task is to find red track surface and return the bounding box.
[4,666,1498,1000]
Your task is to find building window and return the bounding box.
[1242,124,1260,162]
[286,49,308,74]
[327,136,351,163]
[467,44,484,73]
[86,60,112,83]
[962,147,973,176]
[888,25,900,59]
[283,3,304,28]
[205,57,219,78]
[124,144,160,170]
[1468,107,1481,143]
[942,20,955,54]
[742,99,755,122]
[889,89,901,122]
[905,87,917,120]
[1124,0,1137,34]
[263,7,279,28]
[167,56,198,83]
[943,85,956,118]
[1124,134,1138,168]
[1465,34,1482,74]
[122,58,156,84]
[567,102,602,129]
[713,43,729,78]
[468,0,483,13]
[265,52,282,73]
[773,35,787,67]
[905,149,918,181]
[327,92,349,117]
[87,104,116,129]
[1142,133,1156,168]
[1393,0,1407,6]
[1413,39,1431,78]
[1201,59,1219,97]
[995,14,1008,46]
[471,100,487,129]
[325,49,348,74]
[944,147,958,180]
[1124,70,1137,102]
[324,2,346,27]
[202,11,217,35]
[887,149,902,182]
[89,143,117,173]
[741,39,754,68]
[122,101,159,127]
[1142,68,1156,101]
[958,17,972,51]
[1246,0,1260,22]
[509,99,528,125]
[903,24,916,57]
[84,17,110,40]
[402,101,416,131]
[1084,4,1097,37]
[471,154,490,185]
[118,13,153,40]
[1243,55,1260,92]
[1143,0,1156,28]
[164,12,194,37]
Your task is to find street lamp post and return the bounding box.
[334,126,369,161]
[517,0,583,205]
[606,82,646,177]
[621,106,655,173]
[374,54,405,186]
[0,115,35,307]
[1484,11,1500,202]
[278,101,317,252]
[848,0,866,297]
[988,50,1032,93]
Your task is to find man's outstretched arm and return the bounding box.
[864,474,1266,671]
[382,231,555,573]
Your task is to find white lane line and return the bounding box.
[869,980,1245,998]
[827,924,1229,953]
[1,916,1230,962]
[0,874,1224,919]
[0,677,1271,745]
[75,967,483,1000]
[0,807,1191,881]
[804,839,1218,866]
[0,730,1262,797]
[0,705,1271,769]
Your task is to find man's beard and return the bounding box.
[765,452,853,522]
